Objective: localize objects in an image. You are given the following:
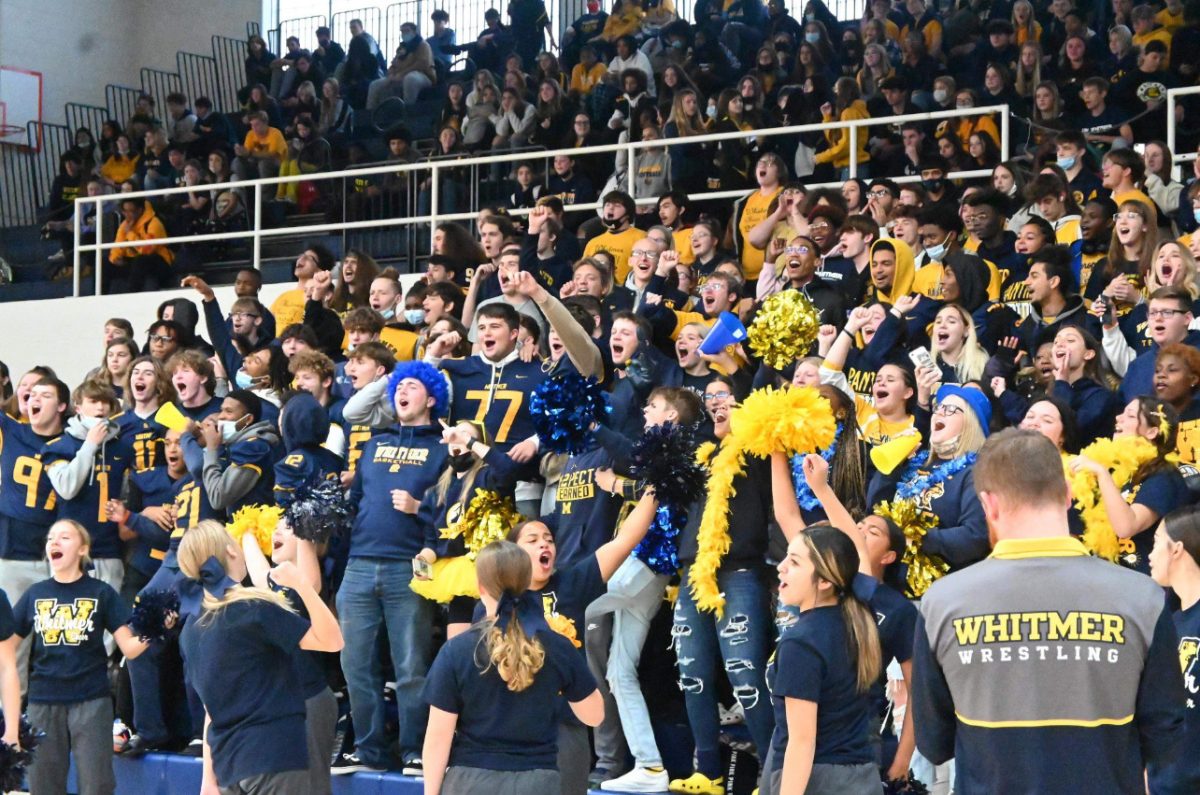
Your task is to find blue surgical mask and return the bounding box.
[1193,208,1200,225]
[219,419,242,442]
[404,308,426,325]
[1056,156,1076,170]
[380,308,396,320]
[706,104,717,119]
[925,239,948,262]
[402,32,416,44]
[234,370,255,389]
[805,32,821,43]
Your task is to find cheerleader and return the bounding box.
[1070,397,1189,574]
[240,518,338,795]
[177,520,343,795]
[762,525,882,794]
[422,540,603,795]
[410,420,522,638]
[15,519,156,795]
[508,490,659,795]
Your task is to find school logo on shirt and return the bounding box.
[1180,637,1200,709]
[373,444,431,472]
[33,598,98,646]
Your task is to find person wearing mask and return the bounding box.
[583,192,647,283]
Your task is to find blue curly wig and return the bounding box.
[387,361,450,419]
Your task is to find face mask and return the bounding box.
[672,39,685,49]
[922,178,945,194]
[931,435,960,458]
[219,419,243,442]
[706,105,717,119]
[380,308,396,320]
[933,88,949,104]
[1193,209,1200,225]
[79,416,105,431]
[805,32,821,43]
[924,238,948,262]
[805,13,816,21]
[234,370,255,389]
[401,32,416,43]
[1056,156,1076,170]
[449,451,475,473]
[404,308,426,325]
[956,102,973,110]
[604,215,624,230]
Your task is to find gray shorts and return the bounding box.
[218,768,312,795]
[442,765,561,794]
[761,744,882,795]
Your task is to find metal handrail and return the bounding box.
[71,104,1009,297]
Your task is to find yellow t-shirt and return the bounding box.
[243,127,288,160]
[738,189,781,281]
[1132,27,1173,60]
[673,227,696,265]
[270,288,307,332]
[1157,6,1185,33]
[380,327,419,361]
[583,227,646,284]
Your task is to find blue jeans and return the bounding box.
[130,565,198,742]
[337,557,434,766]
[673,567,775,778]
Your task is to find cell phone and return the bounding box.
[1100,294,1116,327]
[412,556,433,580]
[908,346,937,373]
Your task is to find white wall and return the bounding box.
[0,0,262,126]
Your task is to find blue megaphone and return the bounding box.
[699,311,748,355]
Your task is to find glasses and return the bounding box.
[868,189,890,198]
[1148,308,1188,319]
[699,282,726,294]
[630,250,660,260]
[809,221,832,231]
[148,334,176,344]
[230,312,259,320]
[1112,212,1142,221]
[784,245,810,255]
[703,390,732,402]
[933,403,965,417]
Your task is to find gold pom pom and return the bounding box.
[875,499,948,598]
[1067,436,1159,563]
[730,385,837,457]
[227,504,284,557]
[454,490,524,560]
[747,291,821,370]
[546,613,582,648]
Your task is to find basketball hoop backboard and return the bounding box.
[0,67,43,151]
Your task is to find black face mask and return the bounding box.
[603,215,624,231]
[922,177,945,193]
[449,451,475,473]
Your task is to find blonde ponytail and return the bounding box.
[474,541,547,692]
[177,520,294,623]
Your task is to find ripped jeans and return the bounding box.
[672,567,775,778]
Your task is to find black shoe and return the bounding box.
[181,738,204,757]
[119,734,165,757]
[331,752,385,776]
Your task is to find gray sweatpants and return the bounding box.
[760,743,883,795]
[306,687,338,795]
[28,696,114,795]
[557,721,591,795]
[219,769,312,795]
[443,765,560,794]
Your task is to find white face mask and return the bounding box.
[219,419,242,442]
[933,88,949,104]
[79,416,106,431]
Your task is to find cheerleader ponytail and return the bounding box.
[802,527,882,694]
[475,541,546,693]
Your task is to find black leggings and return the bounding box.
[104,253,173,294]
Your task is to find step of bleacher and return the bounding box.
[62,754,671,794]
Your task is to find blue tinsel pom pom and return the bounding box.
[128,589,180,643]
[285,478,353,544]
[529,372,610,455]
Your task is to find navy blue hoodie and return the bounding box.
[1121,330,1200,404]
[273,393,344,507]
[349,424,448,560]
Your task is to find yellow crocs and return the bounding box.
[667,772,725,794]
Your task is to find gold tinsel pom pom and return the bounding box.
[875,499,948,598]
[1067,436,1160,563]
[443,489,524,560]
[747,290,821,370]
[227,504,284,557]
[730,385,837,458]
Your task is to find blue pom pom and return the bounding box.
[286,478,353,544]
[529,373,610,454]
[128,589,180,643]
[633,504,685,574]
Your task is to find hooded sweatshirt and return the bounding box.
[42,415,133,559]
[274,393,344,506]
[441,349,547,451]
[0,413,61,557]
[865,238,916,306]
[181,419,280,514]
[349,424,448,559]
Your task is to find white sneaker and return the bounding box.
[600,767,670,793]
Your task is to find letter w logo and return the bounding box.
[33,598,97,646]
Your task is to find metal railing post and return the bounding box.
[253,184,262,270]
[849,126,857,179]
[94,205,103,295]
[1000,108,1010,161]
[626,135,636,197]
[430,162,440,254]
[72,202,81,298]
